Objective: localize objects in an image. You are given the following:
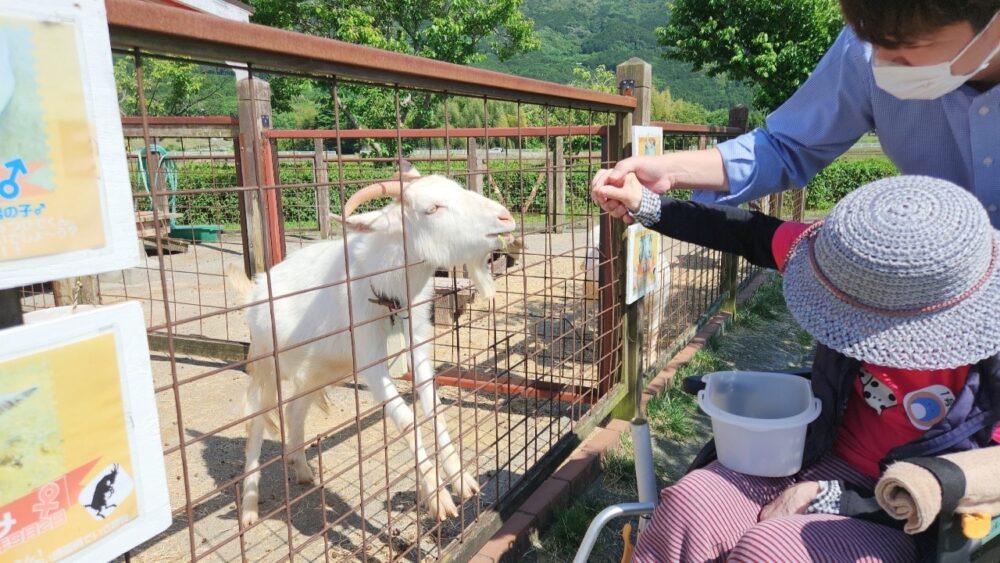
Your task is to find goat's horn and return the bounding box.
[343,180,405,217]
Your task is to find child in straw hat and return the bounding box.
[593,175,1000,562]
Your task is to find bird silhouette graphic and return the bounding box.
[0,386,38,416]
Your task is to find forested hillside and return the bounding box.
[476,0,754,110]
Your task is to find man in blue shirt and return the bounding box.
[593,1,1000,226]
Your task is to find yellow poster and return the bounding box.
[626,224,660,304]
[0,332,138,561]
[0,16,105,261]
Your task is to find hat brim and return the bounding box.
[783,232,1000,369]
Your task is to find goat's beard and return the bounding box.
[466,260,496,300]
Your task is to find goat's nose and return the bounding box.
[498,212,514,224]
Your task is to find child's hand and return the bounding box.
[591,172,644,223]
[759,481,821,521]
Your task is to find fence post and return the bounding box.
[728,104,750,133]
[553,137,566,233]
[236,77,273,276]
[611,58,651,421]
[466,137,483,194]
[314,139,332,239]
[53,276,98,307]
[720,105,750,317]
[794,187,808,222]
[0,288,22,328]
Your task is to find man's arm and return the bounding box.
[694,27,876,205]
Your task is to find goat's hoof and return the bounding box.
[452,472,480,500]
[427,490,459,521]
[241,509,259,528]
[293,466,315,486]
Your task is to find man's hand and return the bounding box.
[591,156,675,224]
[592,172,646,225]
[593,155,676,194]
[759,481,821,521]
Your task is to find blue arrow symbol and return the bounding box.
[0,158,26,200]
[4,158,26,178]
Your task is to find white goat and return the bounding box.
[227,162,516,525]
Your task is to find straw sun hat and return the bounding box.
[781,175,1000,369]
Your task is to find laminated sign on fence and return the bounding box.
[625,125,665,305]
[0,0,137,290]
[0,302,170,562]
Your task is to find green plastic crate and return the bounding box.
[169,224,222,242]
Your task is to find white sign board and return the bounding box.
[0,0,138,289]
[0,302,169,562]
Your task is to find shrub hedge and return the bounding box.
[804,157,898,210]
[147,159,600,226]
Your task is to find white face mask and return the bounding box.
[872,14,1000,100]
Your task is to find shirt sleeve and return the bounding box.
[645,195,786,269]
[692,27,876,206]
[633,187,662,227]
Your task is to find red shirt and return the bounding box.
[772,222,997,478]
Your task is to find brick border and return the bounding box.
[472,271,773,562]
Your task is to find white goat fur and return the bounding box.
[228,169,515,525]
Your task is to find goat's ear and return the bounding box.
[330,209,397,233]
[400,159,421,180]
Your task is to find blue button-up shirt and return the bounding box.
[695,27,1000,227]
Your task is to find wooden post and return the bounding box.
[720,104,751,317]
[52,276,98,307]
[466,137,483,194]
[314,139,331,239]
[0,288,23,328]
[617,58,653,127]
[265,138,286,263]
[795,187,808,222]
[611,58,651,421]
[728,104,750,133]
[237,77,273,276]
[553,137,566,233]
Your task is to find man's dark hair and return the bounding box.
[840,0,999,47]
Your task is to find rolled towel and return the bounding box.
[875,446,1000,534]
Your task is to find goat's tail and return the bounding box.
[225,263,255,304]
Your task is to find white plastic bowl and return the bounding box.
[697,371,822,477]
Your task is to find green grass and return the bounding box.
[732,276,786,328]
[540,494,605,560]
[601,433,637,494]
[645,340,725,441]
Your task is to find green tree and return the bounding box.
[114,57,236,116]
[250,0,538,65]
[656,0,843,112]
[250,0,539,143]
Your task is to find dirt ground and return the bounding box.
[22,226,726,562]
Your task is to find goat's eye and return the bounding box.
[425,205,440,215]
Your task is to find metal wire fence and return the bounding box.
[15,2,804,561]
